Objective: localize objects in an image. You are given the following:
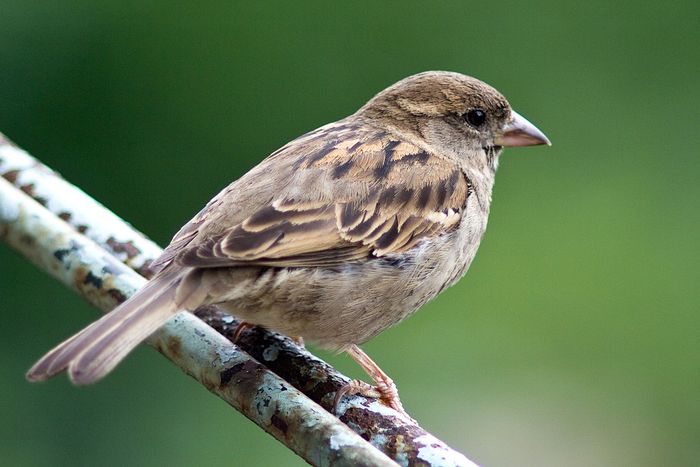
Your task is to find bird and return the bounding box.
[26,71,550,417]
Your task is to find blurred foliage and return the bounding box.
[1,1,698,466]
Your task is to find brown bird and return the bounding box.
[27,71,550,416]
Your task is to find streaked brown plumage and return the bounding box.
[27,71,550,415]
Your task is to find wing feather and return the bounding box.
[152,122,473,270]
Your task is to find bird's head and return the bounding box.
[357,71,550,169]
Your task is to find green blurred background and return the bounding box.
[1,1,698,466]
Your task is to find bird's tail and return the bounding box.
[26,267,204,385]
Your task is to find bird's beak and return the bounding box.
[495,111,551,147]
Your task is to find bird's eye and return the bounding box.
[464,108,487,127]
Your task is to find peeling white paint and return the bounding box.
[365,398,409,419]
[414,434,478,467]
[0,190,19,221]
[329,429,364,451]
[0,144,35,171]
[262,342,280,362]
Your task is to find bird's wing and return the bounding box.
[151,121,473,271]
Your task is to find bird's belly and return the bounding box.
[215,220,485,349]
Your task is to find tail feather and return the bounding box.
[25,319,103,381]
[26,268,187,385]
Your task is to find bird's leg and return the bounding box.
[334,345,410,419]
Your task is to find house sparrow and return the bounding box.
[27,71,550,416]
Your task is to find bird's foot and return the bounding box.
[291,335,305,348]
[334,378,408,416]
[333,345,414,421]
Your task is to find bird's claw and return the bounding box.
[334,377,413,421]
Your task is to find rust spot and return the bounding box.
[385,434,415,464]
[72,266,91,294]
[270,413,288,435]
[166,336,182,359]
[58,211,72,222]
[82,271,103,288]
[107,288,127,303]
[106,237,141,259]
[201,374,217,391]
[219,360,263,389]
[18,180,49,206]
[19,183,35,196]
[3,170,19,184]
[220,362,246,386]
